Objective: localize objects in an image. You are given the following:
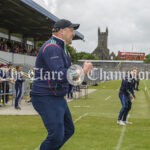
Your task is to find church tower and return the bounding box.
[93,27,110,60]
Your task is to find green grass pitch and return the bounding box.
[0,80,150,150]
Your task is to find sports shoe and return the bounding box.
[15,106,21,110]
[124,121,133,124]
[117,120,126,126]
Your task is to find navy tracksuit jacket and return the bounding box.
[31,36,71,96]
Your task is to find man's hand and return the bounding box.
[83,61,93,74]
[129,93,133,100]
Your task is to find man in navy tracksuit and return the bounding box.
[31,19,87,150]
[15,66,24,110]
[117,74,135,125]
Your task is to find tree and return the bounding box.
[66,45,77,63]
[67,46,99,64]
[114,56,120,60]
[76,52,99,61]
[37,41,45,50]
[144,54,150,63]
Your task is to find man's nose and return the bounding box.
[72,31,75,37]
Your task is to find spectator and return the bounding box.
[0,64,3,106]
[0,40,2,50]
[0,64,9,104]
[67,84,73,99]
[14,65,24,110]
[3,43,8,52]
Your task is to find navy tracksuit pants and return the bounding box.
[118,92,132,121]
[31,95,74,150]
[15,83,22,107]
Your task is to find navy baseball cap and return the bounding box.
[53,19,80,31]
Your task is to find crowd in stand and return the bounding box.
[0,38,38,56]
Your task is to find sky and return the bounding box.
[33,0,150,55]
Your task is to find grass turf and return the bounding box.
[0,80,150,150]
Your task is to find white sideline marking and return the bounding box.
[115,115,130,150]
[72,106,90,108]
[34,113,88,150]
[74,113,88,123]
[105,96,111,101]
[115,126,126,150]
[143,81,150,97]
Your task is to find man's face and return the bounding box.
[18,67,22,72]
[9,66,13,69]
[61,27,75,45]
[131,69,137,77]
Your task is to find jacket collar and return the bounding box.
[51,35,66,49]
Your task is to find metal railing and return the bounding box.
[0,80,15,106]
[0,79,31,107]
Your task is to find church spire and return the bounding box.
[106,27,108,35]
[98,27,101,45]
[98,27,101,35]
